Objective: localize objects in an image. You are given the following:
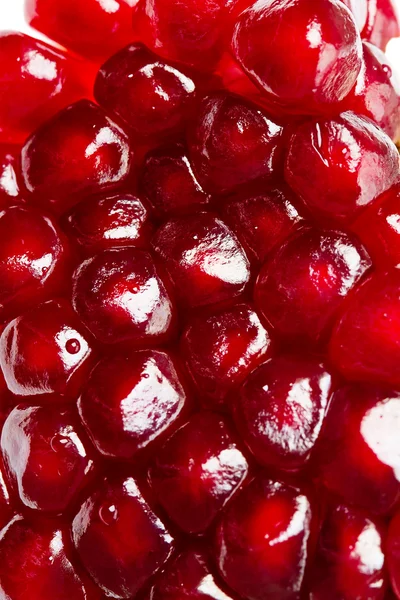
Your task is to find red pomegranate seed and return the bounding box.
[78,349,188,458]
[254,227,371,343]
[0,205,69,320]
[317,384,400,514]
[21,100,133,214]
[95,44,197,141]
[25,0,137,62]
[63,192,153,252]
[0,516,98,600]
[215,477,314,600]
[0,299,93,397]
[149,411,249,533]
[329,271,400,386]
[285,112,400,223]
[234,355,333,471]
[188,93,283,195]
[232,0,363,117]
[0,32,92,144]
[152,213,250,309]
[140,144,210,217]
[0,146,24,207]
[181,303,272,408]
[72,474,173,599]
[222,186,303,262]
[72,247,176,345]
[311,503,388,600]
[1,404,94,513]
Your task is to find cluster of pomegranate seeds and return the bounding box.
[1,0,400,598]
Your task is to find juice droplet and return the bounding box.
[66,338,81,354]
[99,502,119,525]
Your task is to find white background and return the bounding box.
[1,0,400,63]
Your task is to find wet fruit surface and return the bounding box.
[2,0,400,598]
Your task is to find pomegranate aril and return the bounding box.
[234,355,333,471]
[341,41,400,142]
[255,227,371,343]
[352,183,400,268]
[63,192,153,252]
[0,32,92,144]
[140,144,211,217]
[0,146,24,207]
[78,349,188,459]
[310,503,387,600]
[25,0,136,62]
[1,404,94,513]
[285,112,399,223]
[0,205,69,320]
[149,411,248,534]
[72,247,176,345]
[363,0,400,50]
[152,212,250,309]
[188,93,283,195]
[0,299,93,396]
[181,303,272,408]
[72,474,173,599]
[329,271,400,386]
[21,100,133,214]
[215,477,314,600]
[222,186,303,263]
[95,43,197,141]
[0,516,97,600]
[149,549,236,599]
[317,384,400,514]
[232,0,363,117]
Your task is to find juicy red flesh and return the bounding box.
[149,411,248,533]
[215,477,314,600]
[0,32,92,144]
[72,474,173,599]
[255,227,371,343]
[188,93,283,195]
[152,213,250,309]
[95,44,197,140]
[285,112,400,223]
[317,384,400,514]
[1,404,94,513]
[234,355,333,471]
[310,503,388,600]
[21,100,133,213]
[181,303,272,407]
[78,349,188,458]
[72,247,176,345]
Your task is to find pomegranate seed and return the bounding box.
[0,299,93,396]
[188,93,283,195]
[1,404,94,513]
[21,100,133,214]
[222,186,303,262]
[0,516,97,600]
[234,355,333,471]
[215,477,314,600]
[311,503,388,600]
[149,411,249,533]
[78,349,188,458]
[95,44,197,141]
[72,247,176,345]
[140,144,210,217]
[255,227,371,343]
[25,0,137,62]
[63,192,153,252]
[181,303,272,408]
[232,0,363,117]
[329,271,400,386]
[0,32,92,144]
[72,474,173,598]
[318,384,400,514]
[285,112,399,223]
